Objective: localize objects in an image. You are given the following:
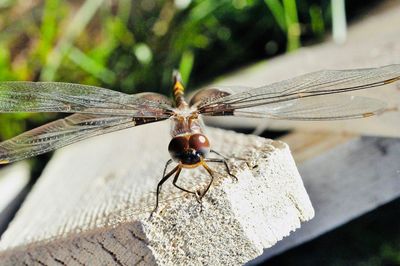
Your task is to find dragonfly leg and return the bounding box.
[205,158,238,182]
[210,149,230,160]
[195,190,204,212]
[200,162,215,200]
[162,159,173,177]
[211,149,246,161]
[151,163,180,217]
[172,168,198,195]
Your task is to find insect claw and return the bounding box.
[230,173,239,183]
[148,208,157,220]
[195,190,203,203]
[148,212,154,220]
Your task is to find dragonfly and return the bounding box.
[0,64,399,213]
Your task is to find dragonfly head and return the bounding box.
[168,134,210,165]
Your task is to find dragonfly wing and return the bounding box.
[189,86,253,107]
[0,82,173,115]
[0,113,169,164]
[198,64,400,115]
[233,95,387,120]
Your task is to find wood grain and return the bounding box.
[254,136,400,262]
[279,131,355,163]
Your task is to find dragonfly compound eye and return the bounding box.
[168,136,188,162]
[189,134,210,157]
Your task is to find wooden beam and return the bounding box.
[0,122,314,265]
[253,135,400,262]
[279,131,355,163]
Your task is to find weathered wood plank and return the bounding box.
[279,131,354,163]
[0,122,314,265]
[249,136,400,263]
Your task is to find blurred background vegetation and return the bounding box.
[0,0,380,140]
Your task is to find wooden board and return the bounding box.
[279,131,355,163]
[249,135,400,263]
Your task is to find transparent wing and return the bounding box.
[197,64,400,119]
[189,86,253,107]
[234,95,387,120]
[0,113,168,164]
[0,82,173,116]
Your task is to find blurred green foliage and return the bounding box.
[0,0,333,139]
[0,0,380,140]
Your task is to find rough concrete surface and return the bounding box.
[0,121,313,265]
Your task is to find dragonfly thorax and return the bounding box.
[168,133,210,165]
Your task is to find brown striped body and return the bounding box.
[169,71,210,167]
[173,79,187,109]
